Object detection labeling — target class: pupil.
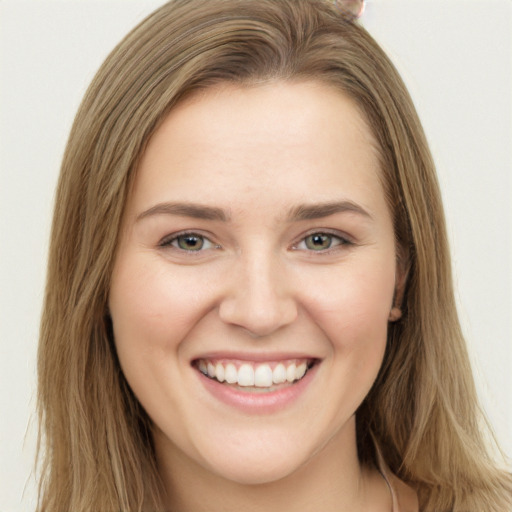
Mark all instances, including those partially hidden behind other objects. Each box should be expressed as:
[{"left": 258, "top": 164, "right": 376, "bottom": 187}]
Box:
[
  {"left": 308, "top": 234, "right": 330, "bottom": 250},
  {"left": 179, "top": 235, "right": 203, "bottom": 250}
]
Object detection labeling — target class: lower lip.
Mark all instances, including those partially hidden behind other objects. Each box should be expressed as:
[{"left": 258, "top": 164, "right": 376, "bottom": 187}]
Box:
[{"left": 197, "top": 364, "right": 318, "bottom": 414}]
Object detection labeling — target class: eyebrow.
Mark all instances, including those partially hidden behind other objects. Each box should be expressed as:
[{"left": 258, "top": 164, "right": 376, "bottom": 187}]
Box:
[
  {"left": 136, "top": 200, "right": 372, "bottom": 223},
  {"left": 287, "top": 200, "right": 372, "bottom": 222},
  {"left": 136, "top": 202, "right": 230, "bottom": 222}
]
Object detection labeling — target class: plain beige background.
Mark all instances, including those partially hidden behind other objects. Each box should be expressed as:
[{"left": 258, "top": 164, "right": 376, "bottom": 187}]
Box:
[{"left": 1, "top": 1, "right": 511, "bottom": 510}]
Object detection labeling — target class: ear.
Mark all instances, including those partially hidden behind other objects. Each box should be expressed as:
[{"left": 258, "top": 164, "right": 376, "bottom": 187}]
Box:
[
  {"left": 388, "top": 306, "right": 402, "bottom": 322},
  {"left": 389, "top": 244, "right": 409, "bottom": 323}
]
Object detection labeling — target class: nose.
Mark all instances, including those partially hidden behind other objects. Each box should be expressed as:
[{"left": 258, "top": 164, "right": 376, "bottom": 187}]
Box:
[{"left": 218, "top": 252, "right": 298, "bottom": 337}]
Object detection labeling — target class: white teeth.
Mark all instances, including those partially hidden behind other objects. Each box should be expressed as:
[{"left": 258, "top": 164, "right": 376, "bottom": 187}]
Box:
[
  {"left": 286, "top": 363, "right": 297, "bottom": 382},
  {"left": 198, "top": 359, "right": 311, "bottom": 388},
  {"left": 254, "top": 364, "right": 273, "bottom": 387},
  {"left": 215, "top": 363, "right": 225, "bottom": 383},
  {"left": 225, "top": 363, "right": 237, "bottom": 384},
  {"left": 272, "top": 363, "right": 287, "bottom": 384},
  {"left": 295, "top": 362, "right": 307, "bottom": 380},
  {"left": 238, "top": 364, "right": 255, "bottom": 386}
]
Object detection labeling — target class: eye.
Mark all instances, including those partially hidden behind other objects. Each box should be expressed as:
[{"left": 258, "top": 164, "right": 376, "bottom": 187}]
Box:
[
  {"left": 160, "top": 232, "right": 217, "bottom": 252},
  {"left": 296, "top": 232, "right": 349, "bottom": 252}
]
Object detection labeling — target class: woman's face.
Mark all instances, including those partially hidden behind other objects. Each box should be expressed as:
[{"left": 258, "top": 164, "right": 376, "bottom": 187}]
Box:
[{"left": 109, "top": 81, "right": 400, "bottom": 485}]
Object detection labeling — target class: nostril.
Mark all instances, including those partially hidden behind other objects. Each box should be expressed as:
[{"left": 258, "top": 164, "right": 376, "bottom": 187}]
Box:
[
  {"left": 218, "top": 301, "right": 298, "bottom": 337},
  {"left": 218, "top": 291, "right": 297, "bottom": 337}
]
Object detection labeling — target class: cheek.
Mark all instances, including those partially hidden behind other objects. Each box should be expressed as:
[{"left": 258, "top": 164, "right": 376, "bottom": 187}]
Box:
[
  {"left": 297, "top": 255, "right": 395, "bottom": 403},
  {"left": 300, "top": 258, "right": 395, "bottom": 345},
  {"left": 290, "top": 258, "right": 395, "bottom": 436},
  {"left": 108, "top": 255, "right": 217, "bottom": 422},
  {"left": 109, "top": 256, "right": 212, "bottom": 350}
]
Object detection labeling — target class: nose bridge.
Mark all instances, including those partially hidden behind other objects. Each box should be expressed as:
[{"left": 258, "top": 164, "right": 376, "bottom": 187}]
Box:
[{"left": 218, "top": 245, "right": 297, "bottom": 336}]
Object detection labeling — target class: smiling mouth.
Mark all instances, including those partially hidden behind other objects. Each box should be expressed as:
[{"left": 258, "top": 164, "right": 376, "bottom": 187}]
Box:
[{"left": 194, "top": 358, "right": 317, "bottom": 391}]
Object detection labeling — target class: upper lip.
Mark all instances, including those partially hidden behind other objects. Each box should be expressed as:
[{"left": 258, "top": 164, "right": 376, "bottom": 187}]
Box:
[{"left": 191, "top": 351, "right": 320, "bottom": 363}]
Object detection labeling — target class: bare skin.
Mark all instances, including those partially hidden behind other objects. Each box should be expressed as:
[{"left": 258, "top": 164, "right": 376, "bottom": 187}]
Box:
[
  {"left": 156, "top": 418, "right": 392, "bottom": 512},
  {"left": 109, "top": 81, "right": 402, "bottom": 511}
]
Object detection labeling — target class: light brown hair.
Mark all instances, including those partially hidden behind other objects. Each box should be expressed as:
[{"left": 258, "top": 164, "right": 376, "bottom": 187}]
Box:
[{"left": 37, "top": 1, "right": 512, "bottom": 510}]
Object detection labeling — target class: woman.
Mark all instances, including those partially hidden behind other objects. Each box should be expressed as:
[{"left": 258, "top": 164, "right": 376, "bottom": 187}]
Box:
[{"left": 37, "top": 0, "right": 512, "bottom": 511}]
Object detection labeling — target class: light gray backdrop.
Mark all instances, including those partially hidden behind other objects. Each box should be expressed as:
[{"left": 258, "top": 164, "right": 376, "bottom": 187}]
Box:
[{"left": 1, "top": 1, "right": 511, "bottom": 510}]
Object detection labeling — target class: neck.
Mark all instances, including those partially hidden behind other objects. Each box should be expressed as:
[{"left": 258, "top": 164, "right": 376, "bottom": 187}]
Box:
[{"left": 155, "top": 418, "right": 391, "bottom": 512}]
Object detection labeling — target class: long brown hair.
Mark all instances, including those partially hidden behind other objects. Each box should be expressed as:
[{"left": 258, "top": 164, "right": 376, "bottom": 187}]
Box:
[{"left": 37, "top": 1, "right": 512, "bottom": 510}]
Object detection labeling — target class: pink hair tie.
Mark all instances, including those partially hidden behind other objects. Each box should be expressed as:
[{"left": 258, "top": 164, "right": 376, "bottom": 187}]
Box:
[{"left": 332, "top": 0, "right": 366, "bottom": 20}]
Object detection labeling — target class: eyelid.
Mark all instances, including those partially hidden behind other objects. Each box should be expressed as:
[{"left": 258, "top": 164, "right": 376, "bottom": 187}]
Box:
[
  {"left": 292, "top": 229, "right": 353, "bottom": 252},
  {"left": 157, "top": 229, "right": 353, "bottom": 254},
  {"left": 158, "top": 230, "right": 219, "bottom": 252}
]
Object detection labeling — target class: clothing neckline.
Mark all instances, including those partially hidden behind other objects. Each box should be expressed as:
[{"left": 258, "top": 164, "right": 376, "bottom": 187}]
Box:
[{"left": 375, "top": 446, "right": 419, "bottom": 512}]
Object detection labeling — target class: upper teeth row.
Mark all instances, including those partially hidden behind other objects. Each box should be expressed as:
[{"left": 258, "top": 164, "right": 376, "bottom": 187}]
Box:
[{"left": 198, "top": 360, "right": 308, "bottom": 388}]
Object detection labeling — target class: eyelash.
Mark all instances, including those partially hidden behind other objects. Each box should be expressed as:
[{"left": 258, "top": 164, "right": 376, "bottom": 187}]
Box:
[
  {"left": 292, "top": 231, "right": 353, "bottom": 253},
  {"left": 159, "top": 230, "right": 352, "bottom": 254},
  {"left": 159, "top": 231, "right": 219, "bottom": 253}
]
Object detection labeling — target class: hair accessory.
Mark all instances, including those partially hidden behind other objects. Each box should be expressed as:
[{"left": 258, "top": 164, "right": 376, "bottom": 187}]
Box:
[{"left": 332, "top": 0, "right": 366, "bottom": 20}]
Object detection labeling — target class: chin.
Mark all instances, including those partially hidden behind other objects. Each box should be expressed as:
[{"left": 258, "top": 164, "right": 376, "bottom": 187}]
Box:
[
  {"left": 186, "top": 421, "right": 345, "bottom": 487},
  {"left": 203, "top": 449, "right": 309, "bottom": 486},
  {"left": 155, "top": 422, "right": 321, "bottom": 487}
]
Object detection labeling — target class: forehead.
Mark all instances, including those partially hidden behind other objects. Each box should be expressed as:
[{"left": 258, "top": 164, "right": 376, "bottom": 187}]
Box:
[
  {"left": 160, "top": 80, "right": 380, "bottom": 159},
  {"left": 130, "top": 80, "right": 386, "bottom": 220}
]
